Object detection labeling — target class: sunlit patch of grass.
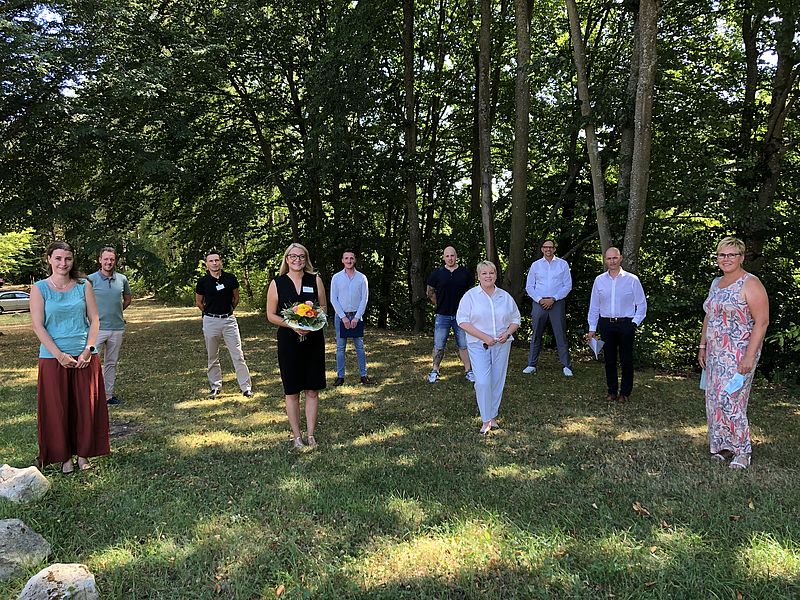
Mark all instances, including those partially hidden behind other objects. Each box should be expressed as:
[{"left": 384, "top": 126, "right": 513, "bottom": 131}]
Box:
[
  {"left": 0, "top": 413, "right": 36, "bottom": 427},
  {"left": 351, "top": 425, "right": 409, "bottom": 447},
  {"left": 678, "top": 424, "right": 708, "bottom": 437},
  {"left": 343, "top": 399, "right": 376, "bottom": 412},
  {"left": 277, "top": 474, "right": 318, "bottom": 499},
  {"left": 0, "top": 367, "right": 38, "bottom": 388},
  {"left": 92, "top": 545, "right": 137, "bottom": 570},
  {"left": 741, "top": 533, "right": 800, "bottom": 579},
  {"left": 485, "top": 463, "right": 563, "bottom": 482},
  {"left": 384, "top": 495, "right": 427, "bottom": 530},
  {"left": 352, "top": 519, "right": 508, "bottom": 588},
  {"left": 616, "top": 429, "right": 661, "bottom": 441},
  {"left": 556, "top": 416, "right": 612, "bottom": 438},
  {"left": 172, "top": 430, "right": 251, "bottom": 452}
]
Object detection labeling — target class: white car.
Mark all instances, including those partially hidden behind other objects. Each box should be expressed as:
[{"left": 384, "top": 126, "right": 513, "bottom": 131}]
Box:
[{"left": 0, "top": 291, "right": 30, "bottom": 313}]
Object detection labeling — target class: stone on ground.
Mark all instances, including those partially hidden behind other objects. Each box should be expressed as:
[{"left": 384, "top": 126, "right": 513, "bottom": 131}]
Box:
[
  {"left": 0, "top": 519, "right": 52, "bottom": 581},
  {"left": 0, "top": 465, "right": 50, "bottom": 503},
  {"left": 17, "top": 563, "right": 98, "bottom": 600}
]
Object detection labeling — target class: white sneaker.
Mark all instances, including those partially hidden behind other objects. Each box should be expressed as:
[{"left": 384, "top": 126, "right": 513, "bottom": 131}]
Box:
[
  {"left": 465, "top": 370, "right": 476, "bottom": 383},
  {"left": 427, "top": 370, "right": 439, "bottom": 383},
  {"left": 563, "top": 367, "right": 574, "bottom": 377},
  {"left": 522, "top": 366, "right": 536, "bottom": 374}
]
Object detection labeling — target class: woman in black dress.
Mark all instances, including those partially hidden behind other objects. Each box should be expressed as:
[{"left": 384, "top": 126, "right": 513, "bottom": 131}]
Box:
[{"left": 266, "top": 243, "right": 328, "bottom": 449}]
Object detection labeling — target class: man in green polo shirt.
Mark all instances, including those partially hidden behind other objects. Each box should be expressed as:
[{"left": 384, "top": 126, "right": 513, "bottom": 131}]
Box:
[{"left": 87, "top": 246, "right": 132, "bottom": 405}]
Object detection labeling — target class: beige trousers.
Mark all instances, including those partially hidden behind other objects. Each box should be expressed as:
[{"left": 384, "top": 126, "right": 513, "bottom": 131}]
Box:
[{"left": 202, "top": 315, "right": 252, "bottom": 392}]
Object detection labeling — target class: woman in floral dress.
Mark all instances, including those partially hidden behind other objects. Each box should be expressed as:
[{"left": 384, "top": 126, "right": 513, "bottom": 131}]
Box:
[{"left": 698, "top": 237, "right": 769, "bottom": 469}]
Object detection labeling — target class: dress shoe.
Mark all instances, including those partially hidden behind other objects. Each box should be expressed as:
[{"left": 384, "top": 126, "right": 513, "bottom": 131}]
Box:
[
  {"left": 606, "top": 393, "right": 618, "bottom": 402},
  {"left": 242, "top": 389, "right": 254, "bottom": 398},
  {"left": 618, "top": 395, "right": 629, "bottom": 403},
  {"left": 360, "top": 376, "right": 372, "bottom": 384},
  {"left": 333, "top": 377, "right": 345, "bottom": 386}
]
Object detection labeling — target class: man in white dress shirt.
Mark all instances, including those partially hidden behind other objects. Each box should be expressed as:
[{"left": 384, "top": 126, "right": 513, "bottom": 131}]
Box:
[
  {"left": 586, "top": 247, "right": 647, "bottom": 402},
  {"left": 523, "top": 239, "right": 573, "bottom": 376},
  {"left": 330, "top": 249, "right": 370, "bottom": 386}
]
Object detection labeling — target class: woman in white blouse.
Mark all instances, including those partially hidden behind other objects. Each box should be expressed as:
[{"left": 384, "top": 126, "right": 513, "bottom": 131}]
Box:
[{"left": 456, "top": 261, "right": 521, "bottom": 435}]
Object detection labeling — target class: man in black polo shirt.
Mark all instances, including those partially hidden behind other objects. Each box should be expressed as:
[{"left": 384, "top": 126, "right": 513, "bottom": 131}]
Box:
[
  {"left": 194, "top": 251, "right": 253, "bottom": 398},
  {"left": 426, "top": 246, "right": 475, "bottom": 383}
]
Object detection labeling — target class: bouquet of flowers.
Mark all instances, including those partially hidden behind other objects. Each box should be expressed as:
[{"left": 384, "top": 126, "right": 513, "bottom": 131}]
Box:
[{"left": 281, "top": 301, "right": 327, "bottom": 339}]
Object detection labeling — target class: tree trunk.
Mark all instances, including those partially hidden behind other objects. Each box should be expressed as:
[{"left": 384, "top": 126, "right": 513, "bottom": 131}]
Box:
[
  {"left": 471, "top": 50, "right": 482, "bottom": 220},
  {"left": 615, "top": 6, "right": 640, "bottom": 213},
  {"left": 622, "top": 0, "right": 659, "bottom": 274},
  {"left": 565, "top": 0, "right": 612, "bottom": 252},
  {"left": 378, "top": 200, "right": 400, "bottom": 328},
  {"left": 741, "top": 6, "right": 798, "bottom": 273},
  {"left": 503, "top": 0, "right": 531, "bottom": 300},
  {"left": 478, "top": 0, "right": 498, "bottom": 266},
  {"left": 421, "top": 0, "right": 447, "bottom": 245},
  {"left": 403, "top": 0, "right": 426, "bottom": 332}
]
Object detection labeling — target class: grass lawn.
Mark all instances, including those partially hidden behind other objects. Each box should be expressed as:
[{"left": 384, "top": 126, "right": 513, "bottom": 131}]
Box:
[{"left": 1, "top": 300, "right": 798, "bottom": 599}]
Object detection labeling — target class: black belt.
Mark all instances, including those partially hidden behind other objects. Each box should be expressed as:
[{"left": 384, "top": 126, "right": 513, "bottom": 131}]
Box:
[
  {"left": 600, "top": 316, "right": 631, "bottom": 323},
  {"left": 204, "top": 313, "right": 231, "bottom": 318}
]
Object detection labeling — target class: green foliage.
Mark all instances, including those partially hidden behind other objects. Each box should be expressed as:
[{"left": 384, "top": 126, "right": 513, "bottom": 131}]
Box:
[
  {"left": 0, "top": 1, "right": 798, "bottom": 377},
  {"left": 0, "top": 229, "right": 38, "bottom": 282}
]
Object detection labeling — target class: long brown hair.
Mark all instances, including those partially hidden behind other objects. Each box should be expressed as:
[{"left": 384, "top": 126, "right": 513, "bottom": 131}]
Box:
[{"left": 45, "top": 241, "right": 83, "bottom": 281}]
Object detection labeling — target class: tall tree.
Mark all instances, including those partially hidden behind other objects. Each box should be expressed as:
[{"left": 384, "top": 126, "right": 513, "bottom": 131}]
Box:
[
  {"left": 622, "top": 0, "right": 660, "bottom": 273},
  {"left": 565, "top": 0, "right": 612, "bottom": 252},
  {"left": 478, "top": 0, "right": 498, "bottom": 265},
  {"left": 403, "top": 0, "right": 427, "bottom": 331},
  {"left": 503, "top": 0, "right": 532, "bottom": 299},
  {"left": 738, "top": 1, "right": 798, "bottom": 273}
]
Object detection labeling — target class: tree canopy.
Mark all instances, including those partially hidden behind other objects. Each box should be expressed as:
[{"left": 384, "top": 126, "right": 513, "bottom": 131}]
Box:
[{"left": 2, "top": 0, "right": 798, "bottom": 377}]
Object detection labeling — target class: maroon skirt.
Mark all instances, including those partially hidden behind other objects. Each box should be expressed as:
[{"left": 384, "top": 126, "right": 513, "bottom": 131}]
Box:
[{"left": 37, "top": 355, "right": 110, "bottom": 466}]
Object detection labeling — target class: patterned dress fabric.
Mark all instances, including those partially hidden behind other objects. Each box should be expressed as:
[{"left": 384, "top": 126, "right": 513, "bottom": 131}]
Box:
[{"left": 703, "top": 274, "right": 758, "bottom": 456}]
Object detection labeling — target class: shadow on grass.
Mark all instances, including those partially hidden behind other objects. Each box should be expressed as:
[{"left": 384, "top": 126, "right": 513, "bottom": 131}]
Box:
[{"left": 0, "top": 300, "right": 798, "bottom": 598}]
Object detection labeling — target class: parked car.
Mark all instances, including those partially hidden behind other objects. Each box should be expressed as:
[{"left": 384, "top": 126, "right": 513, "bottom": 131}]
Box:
[{"left": 0, "top": 290, "right": 30, "bottom": 313}]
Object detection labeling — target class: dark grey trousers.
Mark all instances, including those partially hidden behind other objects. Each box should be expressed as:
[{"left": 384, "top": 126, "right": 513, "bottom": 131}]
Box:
[{"left": 526, "top": 299, "right": 572, "bottom": 369}]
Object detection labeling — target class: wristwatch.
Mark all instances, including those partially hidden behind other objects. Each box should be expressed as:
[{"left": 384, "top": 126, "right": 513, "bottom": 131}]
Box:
[{"left": 85, "top": 345, "right": 96, "bottom": 353}]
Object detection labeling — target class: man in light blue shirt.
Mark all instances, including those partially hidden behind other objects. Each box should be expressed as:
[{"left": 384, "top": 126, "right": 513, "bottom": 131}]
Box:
[
  {"left": 523, "top": 239, "right": 574, "bottom": 376},
  {"left": 330, "top": 250, "right": 370, "bottom": 386},
  {"left": 87, "top": 247, "right": 132, "bottom": 405}
]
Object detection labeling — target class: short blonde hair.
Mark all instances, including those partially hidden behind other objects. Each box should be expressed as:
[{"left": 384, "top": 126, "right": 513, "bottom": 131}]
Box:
[
  {"left": 716, "top": 236, "right": 745, "bottom": 256},
  {"left": 476, "top": 260, "right": 496, "bottom": 274},
  {"left": 279, "top": 243, "right": 317, "bottom": 276}
]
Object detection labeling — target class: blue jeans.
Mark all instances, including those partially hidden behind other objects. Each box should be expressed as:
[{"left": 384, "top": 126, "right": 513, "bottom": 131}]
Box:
[
  {"left": 334, "top": 314, "right": 367, "bottom": 378},
  {"left": 433, "top": 314, "right": 467, "bottom": 350}
]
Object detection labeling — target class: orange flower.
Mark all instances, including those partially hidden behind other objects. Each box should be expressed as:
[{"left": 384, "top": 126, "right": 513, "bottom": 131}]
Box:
[{"left": 306, "top": 309, "right": 317, "bottom": 317}]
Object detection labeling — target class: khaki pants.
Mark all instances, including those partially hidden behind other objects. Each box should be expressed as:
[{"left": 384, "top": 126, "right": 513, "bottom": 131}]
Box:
[
  {"left": 202, "top": 315, "right": 251, "bottom": 392},
  {"left": 96, "top": 329, "right": 124, "bottom": 398}
]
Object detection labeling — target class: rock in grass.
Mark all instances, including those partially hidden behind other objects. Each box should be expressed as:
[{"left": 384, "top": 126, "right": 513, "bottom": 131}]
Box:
[
  {"left": 0, "top": 519, "right": 51, "bottom": 581},
  {"left": 17, "top": 563, "right": 98, "bottom": 599},
  {"left": 0, "top": 465, "right": 50, "bottom": 503}
]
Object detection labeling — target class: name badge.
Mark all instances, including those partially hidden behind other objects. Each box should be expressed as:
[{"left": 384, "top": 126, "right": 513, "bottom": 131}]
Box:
[
  {"left": 302, "top": 286, "right": 314, "bottom": 293},
  {"left": 216, "top": 283, "right": 225, "bottom": 291}
]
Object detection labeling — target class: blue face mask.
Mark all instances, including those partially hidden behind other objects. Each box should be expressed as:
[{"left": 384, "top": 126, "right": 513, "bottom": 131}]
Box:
[{"left": 723, "top": 372, "right": 747, "bottom": 395}]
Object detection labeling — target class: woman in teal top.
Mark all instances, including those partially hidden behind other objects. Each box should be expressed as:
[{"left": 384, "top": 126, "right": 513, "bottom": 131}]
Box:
[{"left": 30, "top": 241, "right": 110, "bottom": 474}]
